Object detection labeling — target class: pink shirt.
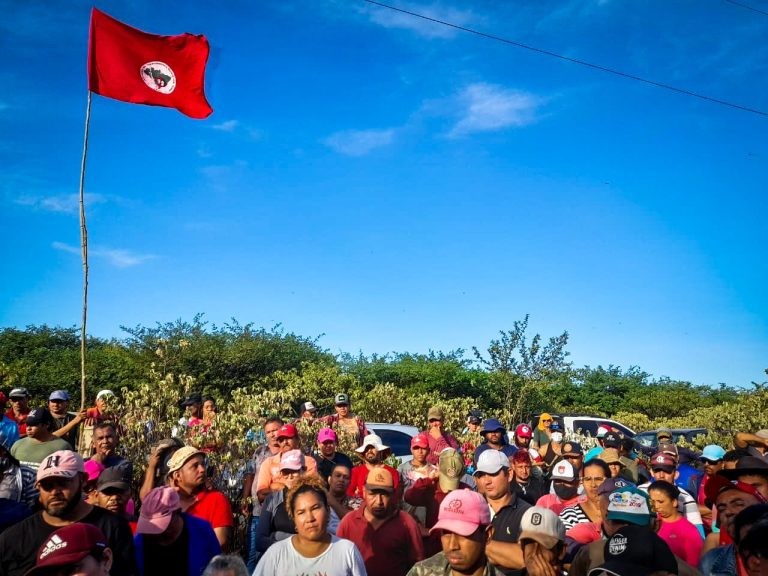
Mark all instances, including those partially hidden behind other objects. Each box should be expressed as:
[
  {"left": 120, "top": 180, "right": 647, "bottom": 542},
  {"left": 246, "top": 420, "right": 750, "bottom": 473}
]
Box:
[
  {"left": 535, "top": 493, "right": 579, "bottom": 515},
  {"left": 657, "top": 516, "right": 704, "bottom": 567}
]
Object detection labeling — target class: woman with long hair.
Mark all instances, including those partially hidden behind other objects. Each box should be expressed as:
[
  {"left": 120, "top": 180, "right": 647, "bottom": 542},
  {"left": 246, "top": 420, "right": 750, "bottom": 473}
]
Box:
[
  {"left": 648, "top": 480, "right": 703, "bottom": 567},
  {"left": 254, "top": 476, "right": 366, "bottom": 575}
]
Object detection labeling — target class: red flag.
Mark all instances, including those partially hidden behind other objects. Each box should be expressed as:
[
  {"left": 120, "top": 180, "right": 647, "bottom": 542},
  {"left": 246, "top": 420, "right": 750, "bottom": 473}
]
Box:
[{"left": 88, "top": 8, "right": 213, "bottom": 119}]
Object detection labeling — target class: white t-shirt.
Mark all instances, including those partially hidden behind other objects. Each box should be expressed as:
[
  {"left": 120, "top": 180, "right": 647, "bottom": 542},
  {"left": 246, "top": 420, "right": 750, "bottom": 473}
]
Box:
[{"left": 253, "top": 534, "right": 367, "bottom": 576}]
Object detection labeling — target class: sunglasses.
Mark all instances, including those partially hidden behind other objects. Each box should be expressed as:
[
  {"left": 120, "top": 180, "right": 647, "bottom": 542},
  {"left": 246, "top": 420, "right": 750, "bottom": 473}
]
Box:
[{"left": 542, "top": 419, "right": 552, "bottom": 423}]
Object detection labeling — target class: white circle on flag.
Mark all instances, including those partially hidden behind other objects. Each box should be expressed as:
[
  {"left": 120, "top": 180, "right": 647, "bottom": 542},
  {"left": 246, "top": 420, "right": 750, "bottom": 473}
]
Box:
[{"left": 140, "top": 61, "right": 176, "bottom": 94}]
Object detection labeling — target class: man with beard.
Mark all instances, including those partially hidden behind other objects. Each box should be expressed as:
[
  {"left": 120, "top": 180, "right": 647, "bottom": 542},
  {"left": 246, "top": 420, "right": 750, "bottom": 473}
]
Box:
[
  {"left": 0, "top": 449, "right": 136, "bottom": 576},
  {"left": 166, "top": 446, "right": 234, "bottom": 551},
  {"left": 474, "top": 449, "right": 531, "bottom": 576},
  {"left": 475, "top": 419, "right": 517, "bottom": 463},
  {"left": 338, "top": 468, "right": 424, "bottom": 576},
  {"left": 134, "top": 486, "right": 221, "bottom": 576},
  {"left": 407, "top": 489, "right": 502, "bottom": 576},
  {"left": 347, "top": 433, "right": 400, "bottom": 499},
  {"left": 510, "top": 450, "right": 546, "bottom": 505}
]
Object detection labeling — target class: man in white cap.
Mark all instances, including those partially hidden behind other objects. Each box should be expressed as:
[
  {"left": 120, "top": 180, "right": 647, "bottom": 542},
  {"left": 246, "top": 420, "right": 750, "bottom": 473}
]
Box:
[
  {"left": 134, "top": 486, "right": 221, "bottom": 575},
  {"left": 0, "top": 449, "right": 136, "bottom": 576},
  {"left": 6, "top": 387, "right": 31, "bottom": 438},
  {"left": 407, "top": 488, "right": 501, "bottom": 575},
  {"left": 295, "top": 401, "right": 317, "bottom": 425},
  {"left": 166, "top": 445, "right": 234, "bottom": 550},
  {"left": 347, "top": 433, "right": 400, "bottom": 499},
  {"left": 474, "top": 449, "right": 531, "bottom": 576}
]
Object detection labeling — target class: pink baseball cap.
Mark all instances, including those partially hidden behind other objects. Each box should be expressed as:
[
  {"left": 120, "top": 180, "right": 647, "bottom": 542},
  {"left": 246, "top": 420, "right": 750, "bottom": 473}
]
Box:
[
  {"left": 430, "top": 489, "right": 491, "bottom": 536},
  {"left": 136, "top": 486, "right": 180, "bottom": 535},
  {"left": 26, "top": 523, "right": 108, "bottom": 575},
  {"left": 37, "top": 450, "right": 85, "bottom": 483},
  {"left": 280, "top": 449, "right": 305, "bottom": 471},
  {"left": 317, "top": 427, "right": 337, "bottom": 444},
  {"left": 84, "top": 460, "right": 106, "bottom": 482}
]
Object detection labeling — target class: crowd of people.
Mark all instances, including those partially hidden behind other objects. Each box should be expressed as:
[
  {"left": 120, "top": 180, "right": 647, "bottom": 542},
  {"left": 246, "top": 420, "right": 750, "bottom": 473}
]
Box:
[{"left": 1, "top": 387, "right": 768, "bottom": 576}]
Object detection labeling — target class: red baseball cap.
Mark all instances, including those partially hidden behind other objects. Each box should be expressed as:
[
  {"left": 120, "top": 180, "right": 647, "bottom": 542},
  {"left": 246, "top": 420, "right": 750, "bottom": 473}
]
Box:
[
  {"left": 26, "top": 523, "right": 108, "bottom": 576},
  {"left": 516, "top": 424, "right": 532, "bottom": 439},
  {"left": 411, "top": 434, "right": 429, "bottom": 449},
  {"left": 705, "top": 475, "right": 768, "bottom": 507},
  {"left": 276, "top": 424, "right": 298, "bottom": 439}
]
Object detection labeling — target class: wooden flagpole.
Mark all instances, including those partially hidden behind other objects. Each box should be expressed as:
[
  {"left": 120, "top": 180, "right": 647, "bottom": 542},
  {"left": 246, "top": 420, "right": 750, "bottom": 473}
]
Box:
[{"left": 78, "top": 91, "right": 92, "bottom": 412}]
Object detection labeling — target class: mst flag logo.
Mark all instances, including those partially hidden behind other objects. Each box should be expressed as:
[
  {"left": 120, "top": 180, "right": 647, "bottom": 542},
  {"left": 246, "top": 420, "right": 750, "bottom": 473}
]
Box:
[{"left": 141, "top": 61, "right": 176, "bottom": 93}]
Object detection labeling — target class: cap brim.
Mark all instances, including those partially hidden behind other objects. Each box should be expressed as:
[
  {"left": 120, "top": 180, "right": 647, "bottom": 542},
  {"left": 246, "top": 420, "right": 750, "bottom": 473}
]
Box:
[
  {"left": 439, "top": 476, "right": 460, "bottom": 492},
  {"left": 356, "top": 443, "right": 388, "bottom": 453},
  {"left": 430, "top": 518, "right": 482, "bottom": 536},
  {"left": 98, "top": 481, "right": 130, "bottom": 492},
  {"left": 23, "top": 550, "right": 93, "bottom": 576},
  {"left": 473, "top": 465, "right": 504, "bottom": 477},
  {"left": 605, "top": 511, "right": 651, "bottom": 526},
  {"left": 589, "top": 560, "right": 649, "bottom": 576},
  {"left": 519, "top": 532, "right": 560, "bottom": 550},
  {"left": 364, "top": 484, "right": 394, "bottom": 494},
  {"left": 136, "top": 513, "right": 173, "bottom": 535},
  {"left": 36, "top": 470, "right": 80, "bottom": 483},
  {"left": 719, "top": 467, "right": 768, "bottom": 479}
]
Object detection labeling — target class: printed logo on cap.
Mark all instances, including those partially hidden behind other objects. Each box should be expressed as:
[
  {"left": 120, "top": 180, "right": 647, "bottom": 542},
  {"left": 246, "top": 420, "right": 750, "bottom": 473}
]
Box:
[
  {"left": 655, "top": 455, "right": 666, "bottom": 463},
  {"left": 556, "top": 464, "right": 566, "bottom": 474},
  {"left": 39, "top": 534, "right": 67, "bottom": 560},
  {"left": 447, "top": 498, "right": 463, "bottom": 512},
  {"left": 609, "top": 535, "right": 628, "bottom": 556},
  {"left": 531, "top": 512, "right": 543, "bottom": 525}
]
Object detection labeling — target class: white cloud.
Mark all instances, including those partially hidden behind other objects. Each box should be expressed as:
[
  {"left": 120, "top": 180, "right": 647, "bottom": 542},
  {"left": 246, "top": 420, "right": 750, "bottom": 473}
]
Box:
[
  {"left": 15, "top": 193, "right": 107, "bottom": 214},
  {"left": 323, "top": 128, "right": 395, "bottom": 157},
  {"left": 52, "top": 241, "right": 155, "bottom": 268},
  {"left": 449, "top": 83, "right": 543, "bottom": 137},
  {"left": 365, "top": 3, "right": 474, "bottom": 39},
  {"left": 211, "top": 120, "right": 239, "bottom": 132}
]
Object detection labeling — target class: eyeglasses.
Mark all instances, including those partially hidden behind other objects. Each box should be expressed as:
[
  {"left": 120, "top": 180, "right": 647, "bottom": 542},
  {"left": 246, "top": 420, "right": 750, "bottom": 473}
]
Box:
[
  {"left": 583, "top": 476, "right": 606, "bottom": 484},
  {"left": 542, "top": 419, "right": 552, "bottom": 423}
]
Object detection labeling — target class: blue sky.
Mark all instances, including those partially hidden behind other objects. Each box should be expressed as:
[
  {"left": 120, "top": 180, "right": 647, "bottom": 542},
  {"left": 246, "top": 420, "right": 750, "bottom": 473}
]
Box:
[{"left": 2, "top": 1, "right": 766, "bottom": 387}]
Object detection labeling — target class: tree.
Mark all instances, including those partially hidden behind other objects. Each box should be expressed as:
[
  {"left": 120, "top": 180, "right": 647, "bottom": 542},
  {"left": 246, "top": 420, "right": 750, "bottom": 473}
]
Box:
[
  {"left": 339, "top": 350, "right": 491, "bottom": 404},
  {"left": 119, "top": 315, "right": 335, "bottom": 395},
  {"left": 473, "top": 315, "right": 571, "bottom": 423}
]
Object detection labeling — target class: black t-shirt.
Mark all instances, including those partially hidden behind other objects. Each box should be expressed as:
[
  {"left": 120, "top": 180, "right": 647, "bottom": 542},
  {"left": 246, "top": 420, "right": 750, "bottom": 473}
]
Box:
[
  {"left": 144, "top": 517, "right": 190, "bottom": 576},
  {"left": 490, "top": 494, "right": 531, "bottom": 576},
  {"left": 510, "top": 475, "right": 547, "bottom": 506},
  {"left": 316, "top": 451, "right": 354, "bottom": 482},
  {"left": 0, "top": 506, "right": 137, "bottom": 576}
]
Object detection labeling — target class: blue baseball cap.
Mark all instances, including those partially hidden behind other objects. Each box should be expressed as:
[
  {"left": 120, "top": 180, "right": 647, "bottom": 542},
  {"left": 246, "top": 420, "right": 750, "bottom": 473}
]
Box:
[
  {"left": 49, "top": 390, "right": 70, "bottom": 401},
  {"left": 701, "top": 445, "right": 726, "bottom": 462}
]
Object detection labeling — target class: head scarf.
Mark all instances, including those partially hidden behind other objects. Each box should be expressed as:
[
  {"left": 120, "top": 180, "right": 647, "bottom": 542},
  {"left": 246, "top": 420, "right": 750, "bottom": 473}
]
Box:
[{"left": 538, "top": 413, "right": 553, "bottom": 431}]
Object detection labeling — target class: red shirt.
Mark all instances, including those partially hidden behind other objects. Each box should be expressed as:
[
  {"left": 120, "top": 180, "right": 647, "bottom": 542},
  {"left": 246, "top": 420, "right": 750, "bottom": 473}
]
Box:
[
  {"left": 536, "top": 493, "right": 580, "bottom": 515},
  {"left": 5, "top": 408, "right": 29, "bottom": 437},
  {"left": 337, "top": 507, "right": 424, "bottom": 576},
  {"left": 185, "top": 488, "right": 234, "bottom": 529},
  {"left": 347, "top": 464, "right": 400, "bottom": 498}
]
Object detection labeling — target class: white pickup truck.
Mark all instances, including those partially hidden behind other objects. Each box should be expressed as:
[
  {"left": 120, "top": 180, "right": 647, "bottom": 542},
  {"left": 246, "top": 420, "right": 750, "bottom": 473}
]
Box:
[{"left": 538, "top": 413, "right": 635, "bottom": 438}]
